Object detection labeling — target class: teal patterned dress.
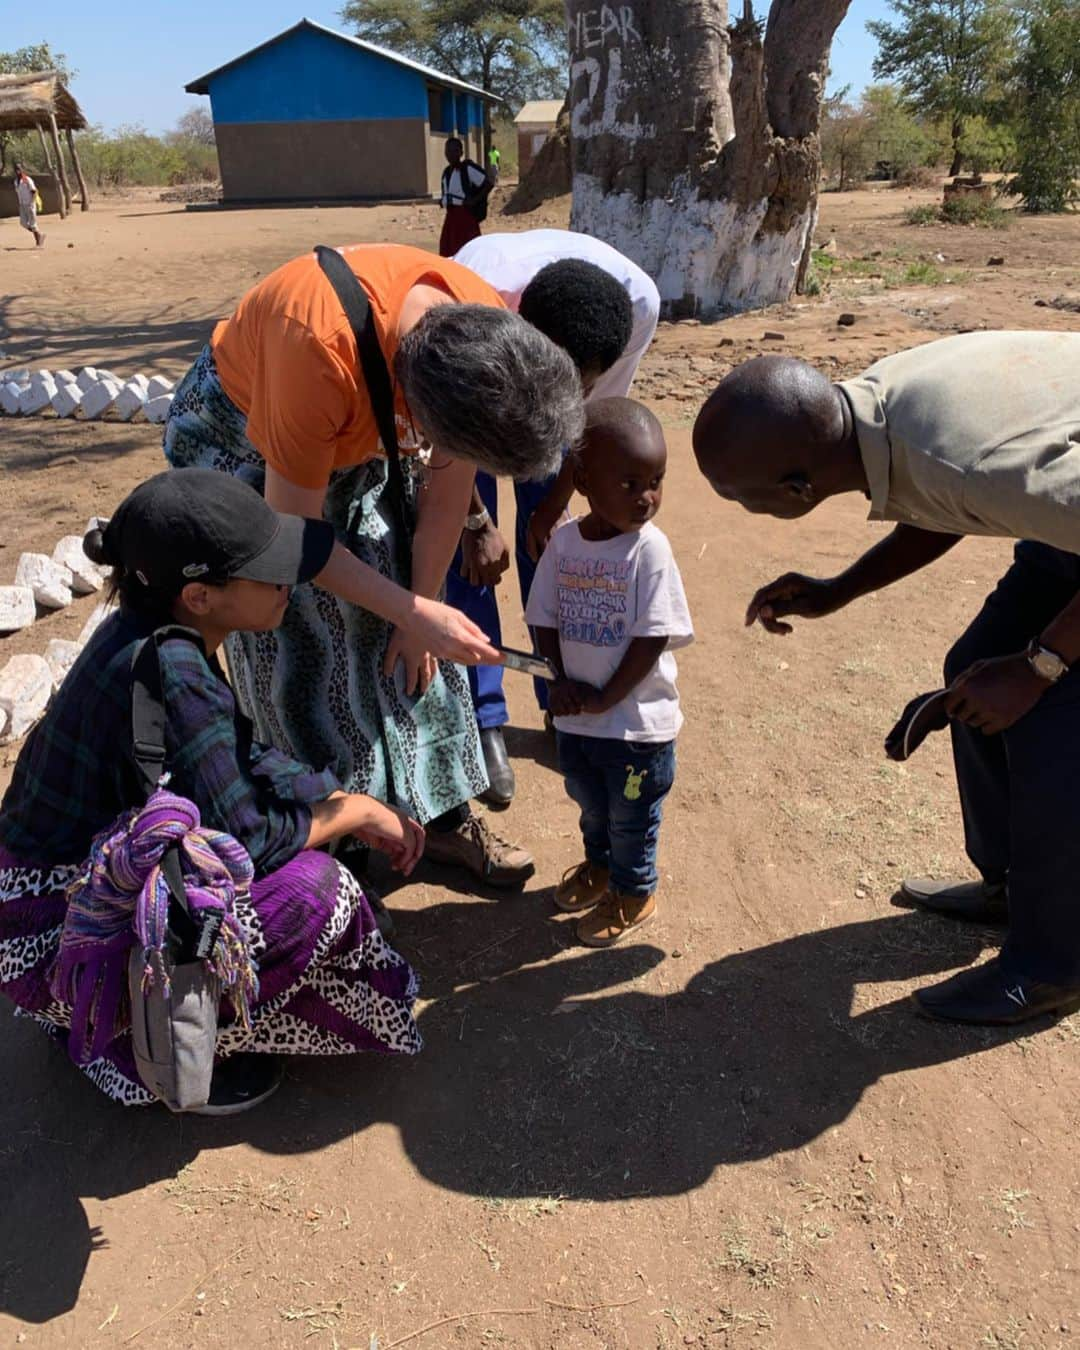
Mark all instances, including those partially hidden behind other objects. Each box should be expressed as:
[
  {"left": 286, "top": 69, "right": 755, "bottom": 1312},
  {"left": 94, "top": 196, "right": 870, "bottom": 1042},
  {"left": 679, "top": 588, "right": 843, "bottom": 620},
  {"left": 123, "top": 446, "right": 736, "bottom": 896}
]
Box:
[{"left": 163, "top": 345, "right": 488, "bottom": 823}]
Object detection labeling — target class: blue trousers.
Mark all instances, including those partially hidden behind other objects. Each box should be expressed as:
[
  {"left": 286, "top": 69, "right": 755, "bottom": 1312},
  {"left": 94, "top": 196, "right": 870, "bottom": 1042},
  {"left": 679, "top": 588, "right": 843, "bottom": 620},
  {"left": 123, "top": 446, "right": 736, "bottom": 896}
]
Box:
[
  {"left": 556, "top": 733, "right": 676, "bottom": 897},
  {"left": 445, "top": 469, "right": 557, "bottom": 728},
  {"left": 944, "top": 541, "right": 1080, "bottom": 986}
]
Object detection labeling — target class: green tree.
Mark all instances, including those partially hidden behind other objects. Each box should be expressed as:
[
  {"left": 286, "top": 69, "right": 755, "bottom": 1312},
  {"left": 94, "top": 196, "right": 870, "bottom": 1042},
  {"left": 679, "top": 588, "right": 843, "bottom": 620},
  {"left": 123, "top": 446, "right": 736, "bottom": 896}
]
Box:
[
  {"left": 339, "top": 0, "right": 565, "bottom": 150},
  {"left": 868, "top": 0, "right": 1016, "bottom": 175},
  {"left": 820, "top": 89, "right": 874, "bottom": 189},
  {"left": 1008, "top": 0, "right": 1080, "bottom": 211}
]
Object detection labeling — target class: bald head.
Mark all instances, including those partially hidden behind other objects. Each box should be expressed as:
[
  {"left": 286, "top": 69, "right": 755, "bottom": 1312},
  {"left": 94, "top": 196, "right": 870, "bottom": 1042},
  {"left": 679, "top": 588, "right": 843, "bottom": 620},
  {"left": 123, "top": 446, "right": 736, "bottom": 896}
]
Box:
[{"left": 693, "top": 355, "right": 856, "bottom": 518}]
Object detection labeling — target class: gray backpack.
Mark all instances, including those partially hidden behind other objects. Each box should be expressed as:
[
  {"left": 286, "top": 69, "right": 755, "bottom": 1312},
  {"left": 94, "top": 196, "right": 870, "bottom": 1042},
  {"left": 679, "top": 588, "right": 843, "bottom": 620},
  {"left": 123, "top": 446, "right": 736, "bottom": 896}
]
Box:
[{"left": 126, "top": 629, "right": 221, "bottom": 1111}]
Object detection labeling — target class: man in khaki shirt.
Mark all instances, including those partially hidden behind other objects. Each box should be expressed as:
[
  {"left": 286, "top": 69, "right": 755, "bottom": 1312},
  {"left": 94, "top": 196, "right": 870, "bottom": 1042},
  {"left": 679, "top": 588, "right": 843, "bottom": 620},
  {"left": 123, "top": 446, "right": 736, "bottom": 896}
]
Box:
[{"left": 693, "top": 331, "right": 1080, "bottom": 1027}]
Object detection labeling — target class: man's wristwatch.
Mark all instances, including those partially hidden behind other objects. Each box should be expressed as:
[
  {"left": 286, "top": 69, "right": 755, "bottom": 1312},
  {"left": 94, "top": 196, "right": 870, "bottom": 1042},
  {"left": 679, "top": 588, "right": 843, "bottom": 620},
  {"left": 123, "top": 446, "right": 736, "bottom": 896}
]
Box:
[
  {"left": 1027, "top": 638, "right": 1069, "bottom": 683},
  {"left": 465, "top": 507, "right": 491, "bottom": 532}
]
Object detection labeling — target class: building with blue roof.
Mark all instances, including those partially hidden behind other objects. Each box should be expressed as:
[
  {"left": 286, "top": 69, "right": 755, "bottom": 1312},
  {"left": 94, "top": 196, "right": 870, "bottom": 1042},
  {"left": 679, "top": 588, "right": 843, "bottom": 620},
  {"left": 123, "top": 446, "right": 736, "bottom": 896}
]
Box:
[{"left": 185, "top": 18, "right": 497, "bottom": 204}]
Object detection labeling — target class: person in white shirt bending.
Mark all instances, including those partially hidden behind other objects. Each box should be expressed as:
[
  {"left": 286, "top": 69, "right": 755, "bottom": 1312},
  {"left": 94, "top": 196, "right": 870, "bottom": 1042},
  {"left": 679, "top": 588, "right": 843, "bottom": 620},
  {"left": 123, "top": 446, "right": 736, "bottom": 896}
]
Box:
[
  {"left": 13, "top": 162, "right": 44, "bottom": 247},
  {"left": 452, "top": 229, "right": 660, "bottom": 806},
  {"left": 527, "top": 398, "right": 693, "bottom": 949}
]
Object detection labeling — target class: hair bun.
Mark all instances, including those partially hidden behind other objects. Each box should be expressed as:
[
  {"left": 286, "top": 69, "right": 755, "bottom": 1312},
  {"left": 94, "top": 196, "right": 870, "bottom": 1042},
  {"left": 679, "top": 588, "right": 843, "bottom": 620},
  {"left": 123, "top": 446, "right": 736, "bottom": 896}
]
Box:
[{"left": 82, "top": 520, "right": 115, "bottom": 567}]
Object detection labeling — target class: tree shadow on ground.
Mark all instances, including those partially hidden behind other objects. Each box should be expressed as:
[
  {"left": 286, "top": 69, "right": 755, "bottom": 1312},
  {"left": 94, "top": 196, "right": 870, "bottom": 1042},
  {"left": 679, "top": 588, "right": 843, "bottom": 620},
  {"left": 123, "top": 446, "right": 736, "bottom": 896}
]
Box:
[
  {"left": 0, "top": 294, "right": 210, "bottom": 376},
  {"left": 0, "top": 905, "right": 1032, "bottom": 1323}
]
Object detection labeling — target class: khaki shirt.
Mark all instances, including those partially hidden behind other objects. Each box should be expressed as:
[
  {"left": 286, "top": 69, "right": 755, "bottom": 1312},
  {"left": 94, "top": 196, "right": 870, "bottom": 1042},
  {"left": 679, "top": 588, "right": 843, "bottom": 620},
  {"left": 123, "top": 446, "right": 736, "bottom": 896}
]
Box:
[{"left": 840, "top": 331, "right": 1080, "bottom": 551}]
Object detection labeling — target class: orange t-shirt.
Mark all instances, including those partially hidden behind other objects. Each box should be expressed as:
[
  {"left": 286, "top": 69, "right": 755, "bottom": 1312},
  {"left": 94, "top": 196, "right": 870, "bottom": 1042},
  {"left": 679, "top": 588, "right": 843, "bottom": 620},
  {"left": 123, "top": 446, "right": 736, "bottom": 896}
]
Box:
[{"left": 210, "top": 243, "right": 505, "bottom": 490}]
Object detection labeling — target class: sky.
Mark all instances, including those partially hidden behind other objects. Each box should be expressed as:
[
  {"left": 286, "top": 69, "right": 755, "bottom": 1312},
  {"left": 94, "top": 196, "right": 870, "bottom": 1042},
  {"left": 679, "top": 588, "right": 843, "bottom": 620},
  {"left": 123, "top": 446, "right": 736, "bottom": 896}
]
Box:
[{"left": 3, "top": 1, "right": 890, "bottom": 136}]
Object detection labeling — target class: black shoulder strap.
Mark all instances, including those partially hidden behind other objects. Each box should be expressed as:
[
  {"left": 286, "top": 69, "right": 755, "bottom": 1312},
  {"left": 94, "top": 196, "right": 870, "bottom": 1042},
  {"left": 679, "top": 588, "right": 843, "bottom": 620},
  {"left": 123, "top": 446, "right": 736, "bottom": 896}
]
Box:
[
  {"left": 130, "top": 627, "right": 202, "bottom": 923},
  {"left": 313, "top": 244, "right": 413, "bottom": 585}
]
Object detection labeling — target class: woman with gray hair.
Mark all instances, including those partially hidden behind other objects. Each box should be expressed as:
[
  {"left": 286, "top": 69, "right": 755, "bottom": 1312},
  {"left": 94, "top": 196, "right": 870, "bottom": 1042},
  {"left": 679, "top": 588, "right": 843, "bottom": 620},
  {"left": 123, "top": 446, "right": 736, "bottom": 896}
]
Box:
[{"left": 165, "top": 244, "right": 582, "bottom": 889}]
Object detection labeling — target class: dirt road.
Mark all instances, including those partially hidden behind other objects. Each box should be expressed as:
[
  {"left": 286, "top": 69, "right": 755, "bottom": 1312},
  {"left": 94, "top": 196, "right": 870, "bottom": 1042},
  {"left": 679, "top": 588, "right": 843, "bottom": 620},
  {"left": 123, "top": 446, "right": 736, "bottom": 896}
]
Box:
[{"left": 1, "top": 185, "right": 1079, "bottom": 1349}]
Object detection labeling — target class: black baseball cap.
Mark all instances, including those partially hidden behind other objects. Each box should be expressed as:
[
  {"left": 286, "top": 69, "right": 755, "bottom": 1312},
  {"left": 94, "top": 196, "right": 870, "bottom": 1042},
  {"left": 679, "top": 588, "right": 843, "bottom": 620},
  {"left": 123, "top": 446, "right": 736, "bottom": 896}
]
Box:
[{"left": 97, "top": 469, "right": 335, "bottom": 591}]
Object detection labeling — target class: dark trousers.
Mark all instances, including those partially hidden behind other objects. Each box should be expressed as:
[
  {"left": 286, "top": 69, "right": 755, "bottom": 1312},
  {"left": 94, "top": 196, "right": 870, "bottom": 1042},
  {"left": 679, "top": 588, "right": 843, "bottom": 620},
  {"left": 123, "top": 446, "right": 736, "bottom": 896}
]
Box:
[
  {"left": 557, "top": 733, "right": 676, "bottom": 897},
  {"left": 944, "top": 541, "right": 1080, "bottom": 985},
  {"left": 444, "top": 468, "right": 560, "bottom": 727}
]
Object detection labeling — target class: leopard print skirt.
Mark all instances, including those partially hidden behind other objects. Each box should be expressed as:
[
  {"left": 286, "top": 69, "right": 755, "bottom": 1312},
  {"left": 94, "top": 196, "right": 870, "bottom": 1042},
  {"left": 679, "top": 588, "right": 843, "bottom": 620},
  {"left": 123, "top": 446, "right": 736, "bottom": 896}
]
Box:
[
  {"left": 0, "top": 847, "right": 420, "bottom": 1105},
  {"left": 164, "top": 346, "right": 488, "bottom": 822}
]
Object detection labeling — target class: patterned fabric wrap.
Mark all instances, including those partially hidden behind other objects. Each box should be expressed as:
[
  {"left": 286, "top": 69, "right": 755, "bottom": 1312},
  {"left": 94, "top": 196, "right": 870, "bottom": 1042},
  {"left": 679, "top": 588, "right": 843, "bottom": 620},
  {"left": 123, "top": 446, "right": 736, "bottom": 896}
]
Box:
[
  {"left": 2, "top": 842, "right": 421, "bottom": 1106},
  {"left": 52, "top": 789, "right": 258, "bottom": 1067},
  {"left": 164, "top": 346, "right": 488, "bottom": 822}
]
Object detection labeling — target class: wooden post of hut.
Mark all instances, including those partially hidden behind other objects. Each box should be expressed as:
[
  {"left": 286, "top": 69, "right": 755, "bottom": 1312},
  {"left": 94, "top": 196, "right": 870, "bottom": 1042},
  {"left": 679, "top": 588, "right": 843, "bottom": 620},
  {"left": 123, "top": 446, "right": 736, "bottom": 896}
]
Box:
[
  {"left": 66, "top": 127, "right": 89, "bottom": 210},
  {"left": 48, "top": 111, "right": 71, "bottom": 214},
  {"left": 36, "top": 122, "right": 54, "bottom": 170}
]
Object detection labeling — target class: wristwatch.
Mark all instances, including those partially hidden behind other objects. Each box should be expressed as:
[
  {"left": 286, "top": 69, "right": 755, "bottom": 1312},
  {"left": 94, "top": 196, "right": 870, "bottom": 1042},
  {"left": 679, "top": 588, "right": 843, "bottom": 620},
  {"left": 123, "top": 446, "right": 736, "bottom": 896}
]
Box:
[
  {"left": 465, "top": 507, "right": 491, "bottom": 532},
  {"left": 1027, "top": 638, "right": 1069, "bottom": 683}
]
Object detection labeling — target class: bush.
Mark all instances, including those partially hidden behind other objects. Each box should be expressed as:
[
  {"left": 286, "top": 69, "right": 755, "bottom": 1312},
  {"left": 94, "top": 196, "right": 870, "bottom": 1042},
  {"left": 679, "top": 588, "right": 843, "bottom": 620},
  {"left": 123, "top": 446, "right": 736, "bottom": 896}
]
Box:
[
  {"left": 940, "top": 193, "right": 1010, "bottom": 226},
  {"left": 73, "top": 122, "right": 219, "bottom": 189},
  {"left": 892, "top": 165, "right": 942, "bottom": 189},
  {"left": 903, "top": 204, "right": 941, "bottom": 224}
]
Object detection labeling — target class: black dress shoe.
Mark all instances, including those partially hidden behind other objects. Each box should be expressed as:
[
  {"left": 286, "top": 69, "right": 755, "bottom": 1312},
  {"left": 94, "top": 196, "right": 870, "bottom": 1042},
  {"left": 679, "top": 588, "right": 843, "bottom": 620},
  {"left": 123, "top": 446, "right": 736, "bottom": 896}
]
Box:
[
  {"left": 901, "top": 876, "right": 1008, "bottom": 924},
  {"left": 478, "top": 726, "right": 515, "bottom": 807},
  {"left": 913, "top": 956, "right": 1080, "bottom": 1025}
]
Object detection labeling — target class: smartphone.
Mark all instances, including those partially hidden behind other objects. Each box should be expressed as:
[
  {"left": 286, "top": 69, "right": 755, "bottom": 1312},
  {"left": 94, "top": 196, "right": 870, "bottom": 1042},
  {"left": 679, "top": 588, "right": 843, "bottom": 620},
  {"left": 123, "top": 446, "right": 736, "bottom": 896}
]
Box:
[{"left": 498, "top": 645, "right": 557, "bottom": 681}]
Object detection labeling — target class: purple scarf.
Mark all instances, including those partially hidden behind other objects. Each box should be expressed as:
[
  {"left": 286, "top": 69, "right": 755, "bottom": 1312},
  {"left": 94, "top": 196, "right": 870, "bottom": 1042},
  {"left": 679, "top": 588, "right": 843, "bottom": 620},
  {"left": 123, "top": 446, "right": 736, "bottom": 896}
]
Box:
[{"left": 53, "top": 788, "right": 258, "bottom": 1065}]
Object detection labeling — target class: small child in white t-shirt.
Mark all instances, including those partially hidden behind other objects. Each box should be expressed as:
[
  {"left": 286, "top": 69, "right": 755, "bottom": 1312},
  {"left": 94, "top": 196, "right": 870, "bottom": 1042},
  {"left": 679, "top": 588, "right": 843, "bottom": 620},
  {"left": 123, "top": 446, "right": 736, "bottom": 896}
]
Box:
[{"left": 526, "top": 397, "right": 693, "bottom": 947}]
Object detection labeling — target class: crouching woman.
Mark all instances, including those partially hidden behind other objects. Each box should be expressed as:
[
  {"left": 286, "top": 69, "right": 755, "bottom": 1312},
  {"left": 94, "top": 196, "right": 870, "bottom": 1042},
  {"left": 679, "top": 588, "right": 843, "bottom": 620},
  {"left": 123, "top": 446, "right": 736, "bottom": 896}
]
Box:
[{"left": 0, "top": 469, "right": 423, "bottom": 1113}]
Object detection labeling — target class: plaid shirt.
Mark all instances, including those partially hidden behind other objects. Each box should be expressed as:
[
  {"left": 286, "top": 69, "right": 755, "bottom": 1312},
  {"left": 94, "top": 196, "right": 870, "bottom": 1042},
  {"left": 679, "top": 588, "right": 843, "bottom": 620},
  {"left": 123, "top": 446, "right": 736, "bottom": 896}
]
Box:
[{"left": 0, "top": 611, "right": 340, "bottom": 875}]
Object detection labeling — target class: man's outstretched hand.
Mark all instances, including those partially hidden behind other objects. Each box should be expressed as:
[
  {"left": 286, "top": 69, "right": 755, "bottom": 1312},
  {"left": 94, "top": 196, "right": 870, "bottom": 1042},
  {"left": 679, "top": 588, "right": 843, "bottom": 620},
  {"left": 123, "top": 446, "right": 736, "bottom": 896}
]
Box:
[{"left": 745, "top": 573, "right": 847, "bottom": 635}]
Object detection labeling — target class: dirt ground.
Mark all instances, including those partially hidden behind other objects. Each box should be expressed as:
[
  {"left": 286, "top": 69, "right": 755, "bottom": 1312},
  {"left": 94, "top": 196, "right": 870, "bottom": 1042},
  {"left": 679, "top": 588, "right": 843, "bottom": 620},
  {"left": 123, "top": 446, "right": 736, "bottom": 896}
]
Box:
[{"left": 2, "top": 183, "right": 1080, "bottom": 1350}]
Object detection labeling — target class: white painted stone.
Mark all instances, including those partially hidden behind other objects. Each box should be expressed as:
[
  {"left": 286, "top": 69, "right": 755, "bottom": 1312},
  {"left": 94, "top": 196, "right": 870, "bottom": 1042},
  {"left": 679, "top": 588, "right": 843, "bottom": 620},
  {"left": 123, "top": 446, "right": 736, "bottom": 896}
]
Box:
[
  {"left": 29, "top": 368, "right": 54, "bottom": 389},
  {"left": 51, "top": 382, "right": 83, "bottom": 418},
  {"left": 80, "top": 378, "right": 121, "bottom": 420},
  {"left": 44, "top": 638, "right": 83, "bottom": 692},
  {"left": 0, "top": 705, "right": 8, "bottom": 743},
  {"left": 5, "top": 369, "right": 30, "bottom": 388},
  {"left": 54, "top": 369, "right": 76, "bottom": 387},
  {"left": 17, "top": 378, "right": 57, "bottom": 415},
  {"left": 143, "top": 392, "right": 174, "bottom": 424},
  {"left": 0, "top": 382, "right": 22, "bottom": 415},
  {"left": 96, "top": 368, "right": 118, "bottom": 384},
  {"left": 15, "top": 552, "right": 74, "bottom": 609},
  {"left": 0, "top": 654, "right": 53, "bottom": 742},
  {"left": 146, "top": 374, "right": 174, "bottom": 399},
  {"left": 0, "top": 586, "right": 36, "bottom": 633},
  {"left": 131, "top": 372, "right": 150, "bottom": 391},
  {"left": 53, "top": 535, "right": 107, "bottom": 594},
  {"left": 113, "top": 381, "right": 147, "bottom": 421},
  {"left": 78, "top": 601, "right": 114, "bottom": 646},
  {"left": 76, "top": 367, "right": 100, "bottom": 391}
]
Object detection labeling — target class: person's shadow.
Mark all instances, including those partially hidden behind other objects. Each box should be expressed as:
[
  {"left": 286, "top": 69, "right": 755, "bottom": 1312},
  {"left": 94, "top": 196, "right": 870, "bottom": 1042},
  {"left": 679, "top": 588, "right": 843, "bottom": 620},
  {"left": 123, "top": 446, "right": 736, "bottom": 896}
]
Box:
[{"left": 0, "top": 903, "right": 1023, "bottom": 1324}]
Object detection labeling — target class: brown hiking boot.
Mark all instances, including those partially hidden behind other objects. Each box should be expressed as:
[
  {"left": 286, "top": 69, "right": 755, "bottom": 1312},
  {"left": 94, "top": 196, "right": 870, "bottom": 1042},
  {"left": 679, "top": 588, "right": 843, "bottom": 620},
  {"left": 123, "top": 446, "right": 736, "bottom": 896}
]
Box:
[
  {"left": 555, "top": 860, "right": 610, "bottom": 912},
  {"left": 576, "top": 891, "right": 656, "bottom": 947},
  {"left": 423, "top": 812, "right": 534, "bottom": 888}
]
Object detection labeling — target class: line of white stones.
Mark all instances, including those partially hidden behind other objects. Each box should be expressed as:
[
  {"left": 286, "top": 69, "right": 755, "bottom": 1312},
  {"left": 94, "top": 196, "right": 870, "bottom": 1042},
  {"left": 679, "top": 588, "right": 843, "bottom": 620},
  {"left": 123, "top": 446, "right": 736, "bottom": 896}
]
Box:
[
  {"left": 0, "top": 366, "right": 175, "bottom": 423},
  {"left": 0, "top": 526, "right": 115, "bottom": 746}
]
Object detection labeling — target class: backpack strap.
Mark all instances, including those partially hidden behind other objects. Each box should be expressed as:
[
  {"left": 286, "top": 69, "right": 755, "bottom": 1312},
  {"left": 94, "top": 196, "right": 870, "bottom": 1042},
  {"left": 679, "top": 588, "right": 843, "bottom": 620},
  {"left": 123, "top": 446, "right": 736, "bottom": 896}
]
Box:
[
  {"left": 314, "top": 244, "right": 414, "bottom": 586},
  {"left": 130, "top": 627, "right": 203, "bottom": 934}
]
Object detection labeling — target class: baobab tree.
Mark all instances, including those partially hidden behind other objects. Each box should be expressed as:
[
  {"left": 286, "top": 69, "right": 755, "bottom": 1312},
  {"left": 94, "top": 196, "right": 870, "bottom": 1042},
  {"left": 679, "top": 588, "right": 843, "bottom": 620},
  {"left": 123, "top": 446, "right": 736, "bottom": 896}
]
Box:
[{"left": 566, "top": 0, "right": 852, "bottom": 315}]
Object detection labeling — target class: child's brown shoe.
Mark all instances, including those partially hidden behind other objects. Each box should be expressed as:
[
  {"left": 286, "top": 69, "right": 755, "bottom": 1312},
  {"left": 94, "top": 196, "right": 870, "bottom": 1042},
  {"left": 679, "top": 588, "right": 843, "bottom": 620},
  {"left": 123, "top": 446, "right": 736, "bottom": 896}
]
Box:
[
  {"left": 576, "top": 891, "right": 656, "bottom": 947},
  {"left": 555, "top": 860, "right": 610, "bottom": 912}
]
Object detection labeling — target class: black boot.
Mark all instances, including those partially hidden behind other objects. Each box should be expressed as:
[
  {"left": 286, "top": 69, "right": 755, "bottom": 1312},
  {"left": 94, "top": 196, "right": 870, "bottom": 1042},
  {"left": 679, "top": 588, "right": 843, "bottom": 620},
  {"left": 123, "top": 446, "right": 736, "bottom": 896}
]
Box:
[
  {"left": 478, "top": 727, "right": 515, "bottom": 807},
  {"left": 900, "top": 876, "right": 1008, "bottom": 924},
  {"left": 913, "top": 956, "right": 1080, "bottom": 1025}
]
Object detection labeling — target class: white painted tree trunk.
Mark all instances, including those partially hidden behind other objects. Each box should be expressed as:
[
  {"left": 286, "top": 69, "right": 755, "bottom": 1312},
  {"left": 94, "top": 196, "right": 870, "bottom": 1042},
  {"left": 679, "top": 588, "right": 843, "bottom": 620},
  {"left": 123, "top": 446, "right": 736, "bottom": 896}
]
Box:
[{"left": 566, "top": 0, "right": 850, "bottom": 317}]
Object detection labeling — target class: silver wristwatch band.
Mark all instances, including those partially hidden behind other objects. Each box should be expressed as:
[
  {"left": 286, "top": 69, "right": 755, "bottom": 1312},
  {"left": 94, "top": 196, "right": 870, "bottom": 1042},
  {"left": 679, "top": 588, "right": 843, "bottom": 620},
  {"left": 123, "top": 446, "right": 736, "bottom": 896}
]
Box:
[{"left": 465, "top": 507, "right": 491, "bottom": 531}]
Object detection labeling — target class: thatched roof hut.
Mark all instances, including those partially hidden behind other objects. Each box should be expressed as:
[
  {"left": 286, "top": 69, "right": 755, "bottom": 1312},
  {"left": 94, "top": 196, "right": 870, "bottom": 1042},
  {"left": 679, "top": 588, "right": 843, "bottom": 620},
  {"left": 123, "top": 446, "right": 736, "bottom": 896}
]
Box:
[
  {"left": 0, "top": 70, "right": 87, "bottom": 132},
  {"left": 0, "top": 70, "right": 89, "bottom": 213}
]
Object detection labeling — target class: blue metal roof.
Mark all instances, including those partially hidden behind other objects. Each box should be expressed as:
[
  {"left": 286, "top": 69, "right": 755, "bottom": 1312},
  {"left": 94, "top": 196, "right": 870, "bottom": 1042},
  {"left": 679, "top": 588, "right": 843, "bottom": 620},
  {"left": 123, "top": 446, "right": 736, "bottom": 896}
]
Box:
[{"left": 185, "top": 17, "right": 499, "bottom": 101}]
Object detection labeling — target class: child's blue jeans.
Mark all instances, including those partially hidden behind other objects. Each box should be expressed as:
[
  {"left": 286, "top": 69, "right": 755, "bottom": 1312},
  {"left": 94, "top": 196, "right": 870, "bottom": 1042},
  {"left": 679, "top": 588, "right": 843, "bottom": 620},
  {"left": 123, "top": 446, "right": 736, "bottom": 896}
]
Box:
[{"left": 556, "top": 733, "right": 676, "bottom": 897}]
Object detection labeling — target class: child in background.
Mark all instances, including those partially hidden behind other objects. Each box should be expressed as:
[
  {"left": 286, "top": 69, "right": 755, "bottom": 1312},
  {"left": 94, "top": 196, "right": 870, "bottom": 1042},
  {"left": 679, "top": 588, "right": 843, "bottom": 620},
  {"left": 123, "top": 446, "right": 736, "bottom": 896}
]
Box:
[{"left": 526, "top": 398, "right": 693, "bottom": 946}]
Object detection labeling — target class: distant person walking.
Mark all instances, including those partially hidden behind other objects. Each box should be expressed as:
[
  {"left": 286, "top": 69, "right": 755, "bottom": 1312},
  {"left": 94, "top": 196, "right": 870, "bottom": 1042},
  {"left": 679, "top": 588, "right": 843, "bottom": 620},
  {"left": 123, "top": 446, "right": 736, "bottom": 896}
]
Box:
[
  {"left": 13, "top": 162, "right": 44, "bottom": 247},
  {"left": 439, "top": 137, "right": 491, "bottom": 257},
  {"left": 487, "top": 144, "right": 501, "bottom": 180}
]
